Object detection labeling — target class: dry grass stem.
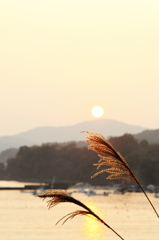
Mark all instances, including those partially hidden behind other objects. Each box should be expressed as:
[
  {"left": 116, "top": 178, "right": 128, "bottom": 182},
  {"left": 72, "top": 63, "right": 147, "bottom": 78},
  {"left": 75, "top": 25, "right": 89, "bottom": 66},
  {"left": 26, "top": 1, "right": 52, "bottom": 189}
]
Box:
[
  {"left": 37, "top": 189, "right": 124, "bottom": 240},
  {"left": 82, "top": 131, "right": 159, "bottom": 218}
]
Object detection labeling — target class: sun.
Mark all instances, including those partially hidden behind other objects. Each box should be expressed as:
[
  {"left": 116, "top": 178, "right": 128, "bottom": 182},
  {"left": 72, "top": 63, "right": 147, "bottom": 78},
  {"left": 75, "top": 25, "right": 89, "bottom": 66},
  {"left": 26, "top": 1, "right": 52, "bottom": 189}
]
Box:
[{"left": 92, "top": 106, "right": 104, "bottom": 118}]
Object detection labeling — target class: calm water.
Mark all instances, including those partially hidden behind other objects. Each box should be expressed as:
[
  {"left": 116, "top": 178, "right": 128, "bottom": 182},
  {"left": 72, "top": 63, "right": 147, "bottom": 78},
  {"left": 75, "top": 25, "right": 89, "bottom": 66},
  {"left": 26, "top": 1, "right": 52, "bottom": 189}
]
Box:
[{"left": 0, "top": 181, "right": 159, "bottom": 240}]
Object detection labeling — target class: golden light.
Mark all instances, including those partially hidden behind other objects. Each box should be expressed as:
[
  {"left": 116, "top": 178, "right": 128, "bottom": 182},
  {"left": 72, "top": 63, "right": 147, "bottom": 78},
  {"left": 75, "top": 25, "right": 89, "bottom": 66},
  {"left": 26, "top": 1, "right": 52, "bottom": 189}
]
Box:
[
  {"left": 92, "top": 106, "right": 104, "bottom": 118},
  {"left": 80, "top": 200, "right": 107, "bottom": 239}
]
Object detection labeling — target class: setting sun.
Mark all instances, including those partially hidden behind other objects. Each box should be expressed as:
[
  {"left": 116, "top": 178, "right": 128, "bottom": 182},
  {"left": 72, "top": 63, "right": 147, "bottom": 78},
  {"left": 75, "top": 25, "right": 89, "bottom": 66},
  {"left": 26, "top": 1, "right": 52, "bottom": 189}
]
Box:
[{"left": 92, "top": 106, "right": 104, "bottom": 118}]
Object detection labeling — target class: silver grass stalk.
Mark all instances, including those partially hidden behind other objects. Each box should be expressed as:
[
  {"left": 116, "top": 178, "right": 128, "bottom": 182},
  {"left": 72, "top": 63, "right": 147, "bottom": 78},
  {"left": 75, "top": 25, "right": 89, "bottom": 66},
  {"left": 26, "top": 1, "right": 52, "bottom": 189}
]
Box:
[
  {"left": 82, "top": 131, "right": 159, "bottom": 218},
  {"left": 37, "top": 189, "right": 124, "bottom": 240}
]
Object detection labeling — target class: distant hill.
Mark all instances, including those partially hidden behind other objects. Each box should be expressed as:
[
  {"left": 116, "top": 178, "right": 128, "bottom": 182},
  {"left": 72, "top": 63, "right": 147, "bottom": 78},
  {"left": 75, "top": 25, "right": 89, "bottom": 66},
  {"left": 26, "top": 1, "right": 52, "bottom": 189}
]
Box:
[
  {"left": 134, "top": 129, "right": 159, "bottom": 144},
  {"left": 0, "top": 119, "right": 146, "bottom": 152},
  {"left": 0, "top": 136, "right": 33, "bottom": 153},
  {"left": 0, "top": 148, "right": 18, "bottom": 164}
]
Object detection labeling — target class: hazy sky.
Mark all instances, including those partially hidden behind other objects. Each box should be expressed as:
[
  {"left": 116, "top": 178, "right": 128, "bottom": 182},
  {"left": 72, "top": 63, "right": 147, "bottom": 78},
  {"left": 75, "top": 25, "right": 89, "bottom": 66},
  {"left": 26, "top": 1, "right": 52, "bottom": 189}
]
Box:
[{"left": 1, "top": 0, "right": 159, "bottom": 136}]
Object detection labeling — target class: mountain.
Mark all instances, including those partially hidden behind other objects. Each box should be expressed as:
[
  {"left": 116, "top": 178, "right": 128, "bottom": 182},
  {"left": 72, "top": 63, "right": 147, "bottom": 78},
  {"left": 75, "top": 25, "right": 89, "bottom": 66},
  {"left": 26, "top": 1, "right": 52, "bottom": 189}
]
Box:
[
  {"left": 0, "top": 119, "right": 146, "bottom": 152},
  {"left": 0, "top": 136, "right": 33, "bottom": 153},
  {"left": 0, "top": 148, "right": 18, "bottom": 164},
  {"left": 134, "top": 129, "right": 159, "bottom": 144}
]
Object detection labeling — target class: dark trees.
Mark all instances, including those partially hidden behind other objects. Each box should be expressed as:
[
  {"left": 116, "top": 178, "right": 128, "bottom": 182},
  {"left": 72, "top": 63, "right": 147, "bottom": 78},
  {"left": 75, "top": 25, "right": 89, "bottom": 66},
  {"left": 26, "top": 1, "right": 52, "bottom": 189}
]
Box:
[{"left": 1, "top": 134, "right": 159, "bottom": 185}]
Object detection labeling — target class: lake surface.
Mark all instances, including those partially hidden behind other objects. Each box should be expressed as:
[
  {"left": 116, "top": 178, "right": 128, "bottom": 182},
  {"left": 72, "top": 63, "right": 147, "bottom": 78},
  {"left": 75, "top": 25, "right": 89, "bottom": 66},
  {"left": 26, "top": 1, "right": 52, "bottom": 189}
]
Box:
[{"left": 0, "top": 181, "right": 159, "bottom": 240}]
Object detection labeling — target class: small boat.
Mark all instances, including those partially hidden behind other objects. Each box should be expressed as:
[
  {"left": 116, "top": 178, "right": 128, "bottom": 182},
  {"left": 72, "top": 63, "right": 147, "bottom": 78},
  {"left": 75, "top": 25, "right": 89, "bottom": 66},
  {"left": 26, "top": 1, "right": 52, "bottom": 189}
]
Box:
[
  {"left": 76, "top": 189, "right": 88, "bottom": 194},
  {"left": 86, "top": 190, "right": 96, "bottom": 196},
  {"left": 86, "top": 189, "right": 110, "bottom": 196},
  {"left": 154, "top": 193, "right": 159, "bottom": 198},
  {"left": 32, "top": 190, "right": 38, "bottom": 195}
]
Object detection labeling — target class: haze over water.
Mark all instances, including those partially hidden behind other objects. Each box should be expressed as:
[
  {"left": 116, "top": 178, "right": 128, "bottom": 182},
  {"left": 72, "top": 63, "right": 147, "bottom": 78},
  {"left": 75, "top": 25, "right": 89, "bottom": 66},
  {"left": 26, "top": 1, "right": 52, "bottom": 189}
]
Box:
[{"left": 0, "top": 181, "right": 159, "bottom": 240}]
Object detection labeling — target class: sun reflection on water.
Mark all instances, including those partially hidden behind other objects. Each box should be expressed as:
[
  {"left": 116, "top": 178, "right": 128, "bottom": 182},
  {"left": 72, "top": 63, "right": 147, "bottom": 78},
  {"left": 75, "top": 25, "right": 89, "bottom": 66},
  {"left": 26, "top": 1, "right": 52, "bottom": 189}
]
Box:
[{"left": 80, "top": 199, "right": 107, "bottom": 240}]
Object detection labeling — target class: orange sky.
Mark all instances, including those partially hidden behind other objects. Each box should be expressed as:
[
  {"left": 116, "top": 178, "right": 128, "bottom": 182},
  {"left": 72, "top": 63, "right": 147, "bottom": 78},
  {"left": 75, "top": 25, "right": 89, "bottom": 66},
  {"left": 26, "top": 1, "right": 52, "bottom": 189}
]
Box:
[{"left": 0, "top": 1, "right": 159, "bottom": 135}]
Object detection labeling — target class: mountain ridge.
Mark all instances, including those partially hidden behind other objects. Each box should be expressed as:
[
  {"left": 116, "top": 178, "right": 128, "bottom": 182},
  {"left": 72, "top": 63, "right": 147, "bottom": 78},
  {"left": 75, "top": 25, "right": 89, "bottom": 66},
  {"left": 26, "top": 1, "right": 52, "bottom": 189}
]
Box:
[
  {"left": 134, "top": 129, "right": 159, "bottom": 144},
  {"left": 0, "top": 119, "right": 146, "bottom": 152}
]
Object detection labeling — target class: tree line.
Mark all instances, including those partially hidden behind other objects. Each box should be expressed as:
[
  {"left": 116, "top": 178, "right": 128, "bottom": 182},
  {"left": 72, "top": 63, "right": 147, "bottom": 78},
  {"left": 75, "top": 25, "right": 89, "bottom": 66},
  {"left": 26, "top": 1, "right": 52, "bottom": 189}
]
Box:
[{"left": 0, "top": 134, "right": 159, "bottom": 186}]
